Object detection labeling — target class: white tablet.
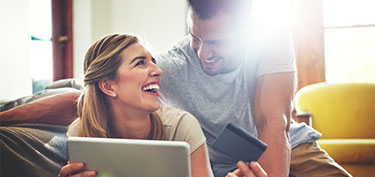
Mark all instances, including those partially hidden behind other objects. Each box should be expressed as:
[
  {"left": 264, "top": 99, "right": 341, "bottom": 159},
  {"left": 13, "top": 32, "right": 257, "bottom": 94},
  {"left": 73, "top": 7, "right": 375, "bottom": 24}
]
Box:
[{"left": 67, "top": 136, "right": 191, "bottom": 177}]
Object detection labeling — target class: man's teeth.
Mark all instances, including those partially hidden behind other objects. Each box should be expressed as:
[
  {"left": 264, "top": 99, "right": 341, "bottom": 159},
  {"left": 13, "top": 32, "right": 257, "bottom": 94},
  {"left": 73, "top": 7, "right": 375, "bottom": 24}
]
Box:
[
  {"left": 143, "top": 84, "right": 160, "bottom": 91},
  {"left": 204, "top": 58, "right": 215, "bottom": 63}
]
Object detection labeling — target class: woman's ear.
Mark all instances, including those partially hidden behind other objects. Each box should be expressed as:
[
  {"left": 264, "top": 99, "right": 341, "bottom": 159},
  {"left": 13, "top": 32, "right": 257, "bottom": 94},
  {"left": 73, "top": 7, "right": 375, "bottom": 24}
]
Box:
[{"left": 98, "top": 79, "right": 117, "bottom": 97}]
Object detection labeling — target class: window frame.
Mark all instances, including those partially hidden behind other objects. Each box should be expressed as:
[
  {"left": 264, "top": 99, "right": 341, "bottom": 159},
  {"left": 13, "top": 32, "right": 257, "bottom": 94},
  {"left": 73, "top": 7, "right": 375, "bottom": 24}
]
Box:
[{"left": 51, "top": 0, "right": 73, "bottom": 81}]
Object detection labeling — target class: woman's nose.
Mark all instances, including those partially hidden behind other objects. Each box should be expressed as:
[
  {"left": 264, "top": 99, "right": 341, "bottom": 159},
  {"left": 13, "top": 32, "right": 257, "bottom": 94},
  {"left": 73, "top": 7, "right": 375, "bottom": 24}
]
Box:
[{"left": 150, "top": 63, "right": 163, "bottom": 77}]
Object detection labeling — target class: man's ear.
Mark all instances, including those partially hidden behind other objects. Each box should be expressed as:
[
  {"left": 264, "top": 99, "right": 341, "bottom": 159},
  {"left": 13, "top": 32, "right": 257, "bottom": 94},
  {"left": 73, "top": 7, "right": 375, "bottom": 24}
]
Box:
[{"left": 98, "top": 79, "right": 117, "bottom": 97}]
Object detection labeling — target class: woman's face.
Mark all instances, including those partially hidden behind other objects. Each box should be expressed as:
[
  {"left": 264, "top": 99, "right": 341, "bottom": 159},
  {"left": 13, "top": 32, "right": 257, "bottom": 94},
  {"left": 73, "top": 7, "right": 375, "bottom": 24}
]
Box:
[{"left": 111, "top": 42, "right": 163, "bottom": 113}]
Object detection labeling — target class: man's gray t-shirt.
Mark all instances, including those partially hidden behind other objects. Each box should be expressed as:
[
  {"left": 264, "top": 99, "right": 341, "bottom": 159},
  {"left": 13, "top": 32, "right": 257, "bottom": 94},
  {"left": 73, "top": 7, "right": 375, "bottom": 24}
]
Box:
[{"left": 157, "top": 23, "right": 321, "bottom": 175}]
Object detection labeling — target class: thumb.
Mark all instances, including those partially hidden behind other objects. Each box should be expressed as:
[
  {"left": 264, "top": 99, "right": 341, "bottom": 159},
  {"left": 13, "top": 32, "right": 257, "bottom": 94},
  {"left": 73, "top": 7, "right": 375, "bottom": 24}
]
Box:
[{"left": 249, "top": 161, "right": 268, "bottom": 177}]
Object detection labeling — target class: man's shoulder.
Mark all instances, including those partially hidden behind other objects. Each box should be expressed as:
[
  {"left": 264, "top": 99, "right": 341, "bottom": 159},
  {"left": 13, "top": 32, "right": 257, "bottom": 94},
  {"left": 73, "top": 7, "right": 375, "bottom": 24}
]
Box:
[
  {"left": 157, "top": 36, "right": 192, "bottom": 60},
  {"left": 156, "top": 36, "right": 197, "bottom": 76}
]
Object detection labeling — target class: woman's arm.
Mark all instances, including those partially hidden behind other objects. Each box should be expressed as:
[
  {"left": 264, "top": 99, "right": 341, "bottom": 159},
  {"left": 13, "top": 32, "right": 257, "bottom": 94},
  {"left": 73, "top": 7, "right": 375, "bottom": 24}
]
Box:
[{"left": 190, "top": 143, "right": 214, "bottom": 177}]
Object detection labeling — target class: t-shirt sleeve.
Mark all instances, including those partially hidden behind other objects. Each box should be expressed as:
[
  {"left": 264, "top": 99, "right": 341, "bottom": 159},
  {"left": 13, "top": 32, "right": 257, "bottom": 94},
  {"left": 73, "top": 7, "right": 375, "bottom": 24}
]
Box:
[
  {"left": 156, "top": 37, "right": 192, "bottom": 106},
  {"left": 255, "top": 26, "right": 297, "bottom": 77},
  {"left": 173, "top": 111, "right": 206, "bottom": 153},
  {"left": 66, "top": 118, "right": 81, "bottom": 137}
]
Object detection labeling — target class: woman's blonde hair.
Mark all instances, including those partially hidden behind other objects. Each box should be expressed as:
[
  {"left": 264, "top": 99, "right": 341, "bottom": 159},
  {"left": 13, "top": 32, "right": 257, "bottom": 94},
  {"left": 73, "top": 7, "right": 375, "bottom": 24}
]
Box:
[{"left": 77, "top": 34, "right": 164, "bottom": 140}]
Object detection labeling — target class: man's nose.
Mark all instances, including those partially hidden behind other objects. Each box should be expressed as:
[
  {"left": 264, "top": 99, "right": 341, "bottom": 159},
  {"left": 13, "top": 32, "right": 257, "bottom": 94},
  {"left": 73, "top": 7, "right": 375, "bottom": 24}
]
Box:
[{"left": 197, "top": 43, "right": 213, "bottom": 60}]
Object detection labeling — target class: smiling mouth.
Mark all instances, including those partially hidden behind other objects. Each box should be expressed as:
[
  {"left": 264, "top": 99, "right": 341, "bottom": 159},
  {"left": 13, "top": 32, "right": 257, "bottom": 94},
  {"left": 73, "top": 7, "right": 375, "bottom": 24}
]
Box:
[
  {"left": 201, "top": 57, "right": 222, "bottom": 69},
  {"left": 142, "top": 84, "right": 160, "bottom": 94},
  {"left": 204, "top": 58, "right": 217, "bottom": 63}
]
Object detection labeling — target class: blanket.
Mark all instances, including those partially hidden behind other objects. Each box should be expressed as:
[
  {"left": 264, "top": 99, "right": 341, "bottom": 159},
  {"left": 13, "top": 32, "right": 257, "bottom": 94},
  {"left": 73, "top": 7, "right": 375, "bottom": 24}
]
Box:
[{"left": 1, "top": 124, "right": 67, "bottom": 177}]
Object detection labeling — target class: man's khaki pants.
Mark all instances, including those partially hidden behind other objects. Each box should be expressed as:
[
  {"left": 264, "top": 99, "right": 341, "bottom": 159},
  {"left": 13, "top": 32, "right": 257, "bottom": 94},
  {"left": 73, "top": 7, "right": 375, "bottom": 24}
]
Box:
[{"left": 290, "top": 142, "right": 352, "bottom": 177}]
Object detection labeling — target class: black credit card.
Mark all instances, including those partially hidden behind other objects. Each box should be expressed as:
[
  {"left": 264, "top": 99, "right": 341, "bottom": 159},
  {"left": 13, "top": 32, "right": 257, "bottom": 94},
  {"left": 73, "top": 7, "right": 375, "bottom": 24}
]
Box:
[{"left": 212, "top": 122, "right": 267, "bottom": 162}]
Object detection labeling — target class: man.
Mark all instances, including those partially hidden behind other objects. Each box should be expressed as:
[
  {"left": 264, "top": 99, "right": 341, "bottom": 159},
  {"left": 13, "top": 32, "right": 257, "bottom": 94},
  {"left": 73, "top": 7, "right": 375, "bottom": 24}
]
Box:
[{"left": 156, "top": 0, "right": 351, "bottom": 177}]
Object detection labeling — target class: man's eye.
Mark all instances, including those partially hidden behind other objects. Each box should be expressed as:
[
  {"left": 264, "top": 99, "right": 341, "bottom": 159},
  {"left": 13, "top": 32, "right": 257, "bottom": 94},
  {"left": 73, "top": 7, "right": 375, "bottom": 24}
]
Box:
[
  {"left": 190, "top": 35, "right": 199, "bottom": 42},
  {"left": 211, "top": 41, "right": 226, "bottom": 46},
  {"left": 192, "top": 37, "right": 200, "bottom": 42},
  {"left": 135, "top": 60, "right": 145, "bottom": 66}
]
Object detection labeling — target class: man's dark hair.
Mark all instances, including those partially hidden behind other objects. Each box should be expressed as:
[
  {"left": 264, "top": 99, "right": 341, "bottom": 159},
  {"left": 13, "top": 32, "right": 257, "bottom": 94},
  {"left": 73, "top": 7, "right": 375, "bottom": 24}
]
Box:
[{"left": 187, "top": 0, "right": 252, "bottom": 19}]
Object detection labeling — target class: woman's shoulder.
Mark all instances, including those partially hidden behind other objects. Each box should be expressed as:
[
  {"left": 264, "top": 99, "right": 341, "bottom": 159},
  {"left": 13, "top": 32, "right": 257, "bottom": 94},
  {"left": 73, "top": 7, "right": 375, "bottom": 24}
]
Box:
[
  {"left": 156, "top": 106, "right": 198, "bottom": 125},
  {"left": 66, "top": 118, "right": 81, "bottom": 137},
  {"left": 157, "top": 106, "right": 206, "bottom": 152}
]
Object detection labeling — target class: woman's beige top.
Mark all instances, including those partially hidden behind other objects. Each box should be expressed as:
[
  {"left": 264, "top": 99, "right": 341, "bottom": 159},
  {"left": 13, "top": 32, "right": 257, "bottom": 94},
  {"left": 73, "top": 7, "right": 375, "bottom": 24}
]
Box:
[{"left": 67, "top": 106, "right": 206, "bottom": 153}]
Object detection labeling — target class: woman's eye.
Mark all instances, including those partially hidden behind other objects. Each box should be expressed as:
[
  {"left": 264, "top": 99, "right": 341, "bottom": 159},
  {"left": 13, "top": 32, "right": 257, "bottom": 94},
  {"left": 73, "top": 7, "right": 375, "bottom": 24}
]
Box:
[
  {"left": 135, "top": 60, "right": 145, "bottom": 66},
  {"left": 151, "top": 58, "right": 156, "bottom": 64}
]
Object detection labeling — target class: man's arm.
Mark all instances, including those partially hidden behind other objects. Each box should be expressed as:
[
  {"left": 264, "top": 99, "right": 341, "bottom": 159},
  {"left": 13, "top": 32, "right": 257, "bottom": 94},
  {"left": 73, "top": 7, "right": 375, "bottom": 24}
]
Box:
[
  {"left": 252, "top": 72, "right": 296, "bottom": 177},
  {"left": 0, "top": 92, "right": 80, "bottom": 126}
]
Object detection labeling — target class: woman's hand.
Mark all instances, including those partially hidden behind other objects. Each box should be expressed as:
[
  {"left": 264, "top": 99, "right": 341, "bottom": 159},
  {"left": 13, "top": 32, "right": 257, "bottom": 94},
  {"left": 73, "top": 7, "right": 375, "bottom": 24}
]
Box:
[
  {"left": 57, "top": 161, "right": 97, "bottom": 177},
  {"left": 225, "top": 161, "right": 268, "bottom": 177}
]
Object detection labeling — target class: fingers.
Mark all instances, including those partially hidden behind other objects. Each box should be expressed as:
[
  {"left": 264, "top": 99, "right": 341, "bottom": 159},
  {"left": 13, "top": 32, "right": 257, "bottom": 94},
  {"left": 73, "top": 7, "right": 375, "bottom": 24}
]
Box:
[
  {"left": 71, "top": 171, "right": 97, "bottom": 177},
  {"left": 226, "top": 167, "right": 242, "bottom": 177},
  {"left": 58, "top": 162, "right": 96, "bottom": 177},
  {"left": 249, "top": 162, "right": 268, "bottom": 177},
  {"left": 58, "top": 162, "right": 84, "bottom": 177},
  {"left": 237, "top": 161, "right": 256, "bottom": 177},
  {"left": 232, "top": 168, "right": 243, "bottom": 176},
  {"left": 226, "top": 172, "right": 238, "bottom": 177},
  {"left": 234, "top": 161, "right": 268, "bottom": 177}
]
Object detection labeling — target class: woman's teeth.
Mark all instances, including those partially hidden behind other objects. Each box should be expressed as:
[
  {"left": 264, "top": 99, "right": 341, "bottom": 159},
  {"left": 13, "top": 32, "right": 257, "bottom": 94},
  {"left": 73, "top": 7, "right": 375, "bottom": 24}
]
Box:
[{"left": 143, "top": 84, "right": 159, "bottom": 92}]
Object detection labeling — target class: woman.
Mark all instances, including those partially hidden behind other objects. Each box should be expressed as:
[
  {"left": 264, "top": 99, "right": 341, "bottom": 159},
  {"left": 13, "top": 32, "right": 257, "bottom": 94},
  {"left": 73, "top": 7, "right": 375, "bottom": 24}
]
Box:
[{"left": 57, "top": 34, "right": 267, "bottom": 177}]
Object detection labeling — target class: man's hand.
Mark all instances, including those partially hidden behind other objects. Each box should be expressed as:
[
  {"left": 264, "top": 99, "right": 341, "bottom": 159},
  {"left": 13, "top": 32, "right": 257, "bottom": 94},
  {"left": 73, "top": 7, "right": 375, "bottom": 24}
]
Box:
[{"left": 226, "top": 161, "right": 268, "bottom": 177}]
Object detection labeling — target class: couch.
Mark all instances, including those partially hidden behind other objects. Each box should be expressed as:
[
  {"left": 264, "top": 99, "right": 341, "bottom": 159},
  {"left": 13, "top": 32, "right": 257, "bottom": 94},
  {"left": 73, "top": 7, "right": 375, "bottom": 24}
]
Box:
[
  {"left": 294, "top": 82, "right": 375, "bottom": 177},
  {"left": 0, "top": 79, "right": 82, "bottom": 177}
]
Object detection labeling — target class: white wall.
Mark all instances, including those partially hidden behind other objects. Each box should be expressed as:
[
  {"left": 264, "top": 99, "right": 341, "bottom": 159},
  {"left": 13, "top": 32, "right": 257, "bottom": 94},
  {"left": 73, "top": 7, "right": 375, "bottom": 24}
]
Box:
[
  {"left": 0, "top": 0, "right": 32, "bottom": 100},
  {"left": 0, "top": 0, "right": 187, "bottom": 100},
  {"left": 73, "top": 0, "right": 187, "bottom": 80},
  {"left": 73, "top": 0, "right": 93, "bottom": 81},
  {"left": 110, "top": 0, "right": 187, "bottom": 53}
]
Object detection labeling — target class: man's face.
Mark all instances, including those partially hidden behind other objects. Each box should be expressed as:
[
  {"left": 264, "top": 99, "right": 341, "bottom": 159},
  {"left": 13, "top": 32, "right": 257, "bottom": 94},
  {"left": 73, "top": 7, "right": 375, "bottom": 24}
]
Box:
[{"left": 188, "top": 11, "right": 242, "bottom": 76}]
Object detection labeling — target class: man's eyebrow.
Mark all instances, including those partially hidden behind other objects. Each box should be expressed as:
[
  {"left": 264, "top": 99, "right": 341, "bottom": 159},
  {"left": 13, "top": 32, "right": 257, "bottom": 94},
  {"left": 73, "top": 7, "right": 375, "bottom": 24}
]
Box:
[{"left": 130, "top": 56, "right": 146, "bottom": 64}]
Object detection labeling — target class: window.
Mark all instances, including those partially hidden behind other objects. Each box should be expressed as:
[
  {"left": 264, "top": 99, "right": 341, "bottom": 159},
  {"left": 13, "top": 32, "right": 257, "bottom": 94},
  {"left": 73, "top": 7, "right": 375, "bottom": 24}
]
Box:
[
  {"left": 252, "top": 0, "right": 294, "bottom": 27},
  {"left": 324, "top": 0, "right": 375, "bottom": 83},
  {"left": 29, "top": 0, "right": 53, "bottom": 93},
  {"left": 29, "top": 0, "right": 73, "bottom": 93}
]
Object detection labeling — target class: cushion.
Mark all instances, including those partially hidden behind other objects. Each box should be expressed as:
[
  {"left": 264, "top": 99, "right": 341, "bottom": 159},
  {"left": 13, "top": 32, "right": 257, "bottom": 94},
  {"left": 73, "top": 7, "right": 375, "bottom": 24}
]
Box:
[
  {"left": 45, "top": 78, "right": 83, "bottom": 90},
  {"left": 0, "top": 88, "right": 79, "bottom": 112},
  {"left": 295, "top": 83, "right": 375, "bottom": 139},
  {"left": 318, "top": 139, "right": 375, "bottom": 163}
]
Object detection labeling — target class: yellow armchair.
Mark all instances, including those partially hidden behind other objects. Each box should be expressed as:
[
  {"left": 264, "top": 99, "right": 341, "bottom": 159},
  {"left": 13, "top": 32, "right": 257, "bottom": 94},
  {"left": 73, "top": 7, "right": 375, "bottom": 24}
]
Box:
[{"left": 294, "top": 82, "right": 375, "bottom": 177}]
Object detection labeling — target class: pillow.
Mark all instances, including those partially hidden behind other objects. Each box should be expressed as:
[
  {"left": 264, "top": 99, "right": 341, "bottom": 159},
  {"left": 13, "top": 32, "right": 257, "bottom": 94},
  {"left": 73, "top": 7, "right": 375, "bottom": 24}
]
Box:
[
  {"left": 45, "top": 78, "right": 83, "bottom": 90},
  {"left": 0, "top": 91, "right": 80, "bottom": 126},
  {"left": 0, "top": 87, "right": 79, "bottom": 112},
  {"left": 0, "top": 78, "right": 83, "bottom": 112}
]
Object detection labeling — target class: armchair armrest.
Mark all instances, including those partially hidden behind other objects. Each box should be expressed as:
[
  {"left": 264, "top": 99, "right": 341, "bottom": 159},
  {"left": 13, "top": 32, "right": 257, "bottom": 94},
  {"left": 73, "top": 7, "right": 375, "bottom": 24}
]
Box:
[{"left": 294, "top": 112, "right": 312, "bottom": 126}]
